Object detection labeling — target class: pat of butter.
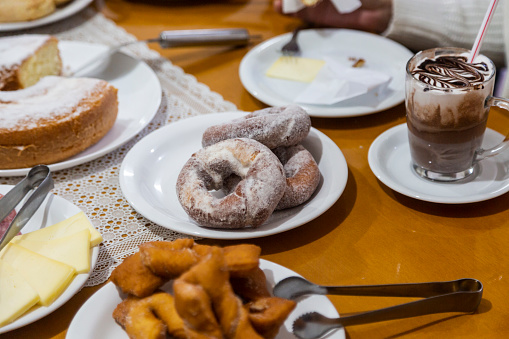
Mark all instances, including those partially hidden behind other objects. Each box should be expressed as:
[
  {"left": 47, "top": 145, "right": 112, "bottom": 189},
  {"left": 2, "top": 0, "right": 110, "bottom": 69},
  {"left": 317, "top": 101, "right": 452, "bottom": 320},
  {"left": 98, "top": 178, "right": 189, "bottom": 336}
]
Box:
[
  {"left": 266, "top": 56, "right": 326, "bottom": 82},
  {"left": 13, "top": 212, "right": 102, "bottom": 247},
  {"left": 0, "top": 259, "right": 39, "bottom": 327},
  {"left": 14, "top": 229, "right": 91, "bottom": 274},
  {"left": 0, "top": 244, "right": 75, "bottom": 306}
]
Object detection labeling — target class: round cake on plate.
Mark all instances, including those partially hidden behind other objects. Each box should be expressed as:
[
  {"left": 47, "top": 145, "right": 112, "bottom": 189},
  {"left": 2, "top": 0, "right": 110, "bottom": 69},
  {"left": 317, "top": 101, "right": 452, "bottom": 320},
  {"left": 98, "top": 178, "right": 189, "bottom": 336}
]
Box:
[{"left": 0, "top": 75, "right": 118, "bottom": 169}]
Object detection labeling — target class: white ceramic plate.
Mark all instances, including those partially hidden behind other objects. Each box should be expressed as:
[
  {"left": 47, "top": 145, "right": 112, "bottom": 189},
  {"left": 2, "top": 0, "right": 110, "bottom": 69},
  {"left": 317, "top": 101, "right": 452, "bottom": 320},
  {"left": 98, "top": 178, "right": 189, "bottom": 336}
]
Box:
[
  {"left": 0, "top": 40, "right": 161, "bottom": 177},
  {"left": 368, "top": 123, "right": 509, "bottom": 203},
  {"left": 0, "top": 185, "right": 99, "bottom": 334},
  {"left": 119, "top": 112, "right": 348, "bottom": 239},
  {"left": 66, "top": 258, "right": 345, "bottom": 339},
  {"left": 0, "top": 0, "right": 93, "bottom": 32},
  {"left": 240, "top": 29, "right": 413, "bottom": 118}
]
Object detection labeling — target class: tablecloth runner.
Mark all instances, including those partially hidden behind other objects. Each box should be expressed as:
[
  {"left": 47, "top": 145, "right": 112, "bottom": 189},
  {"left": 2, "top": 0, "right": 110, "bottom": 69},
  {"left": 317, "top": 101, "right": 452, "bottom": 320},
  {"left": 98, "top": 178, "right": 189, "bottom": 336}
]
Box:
[{"left": 0, "top": 8, "right": 237, "bottom": 287}]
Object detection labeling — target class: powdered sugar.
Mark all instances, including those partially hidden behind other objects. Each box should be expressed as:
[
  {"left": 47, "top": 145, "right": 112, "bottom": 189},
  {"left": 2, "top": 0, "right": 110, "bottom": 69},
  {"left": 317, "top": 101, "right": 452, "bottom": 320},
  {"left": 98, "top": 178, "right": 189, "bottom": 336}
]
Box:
[
  {"left": 176, "top": 138, "right": 286, "bottom": 228},
  {"left": 202, "top": 105, "right": 311, "bottom": 149},
  {"left": 0, "top": 76, "right": 105, "bottom": 130},
  {"left": 0, "top": 34, "right": 51, "bottom": 69}
]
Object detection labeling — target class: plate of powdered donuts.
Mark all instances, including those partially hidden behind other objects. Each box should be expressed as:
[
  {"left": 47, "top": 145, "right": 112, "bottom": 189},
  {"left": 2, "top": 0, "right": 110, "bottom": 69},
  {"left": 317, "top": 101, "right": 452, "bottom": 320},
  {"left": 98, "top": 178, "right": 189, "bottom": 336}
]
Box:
[{"left": 119, "top": 106, "right": 348, "bottom": 239}]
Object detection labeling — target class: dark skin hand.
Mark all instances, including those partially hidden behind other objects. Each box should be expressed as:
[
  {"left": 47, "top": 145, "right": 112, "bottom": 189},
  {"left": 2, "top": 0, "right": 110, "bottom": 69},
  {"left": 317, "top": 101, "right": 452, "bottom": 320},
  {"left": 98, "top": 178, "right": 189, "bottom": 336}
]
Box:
[{"left": 273, "top": 0, "right": 393, "bottom": 34}]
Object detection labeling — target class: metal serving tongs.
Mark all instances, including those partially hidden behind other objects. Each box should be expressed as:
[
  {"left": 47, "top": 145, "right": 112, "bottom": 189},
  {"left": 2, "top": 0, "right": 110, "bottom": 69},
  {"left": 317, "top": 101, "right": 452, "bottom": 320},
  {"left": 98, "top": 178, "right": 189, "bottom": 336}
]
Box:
[
  {"left": 273, "top": 276, "right": 483, "bottom": 339},
  {"left": 69, "top": 28, "right": 261, "bottom": 77},
  {"left": 0, "top": 165, "right": 54, "bottom": 251}
]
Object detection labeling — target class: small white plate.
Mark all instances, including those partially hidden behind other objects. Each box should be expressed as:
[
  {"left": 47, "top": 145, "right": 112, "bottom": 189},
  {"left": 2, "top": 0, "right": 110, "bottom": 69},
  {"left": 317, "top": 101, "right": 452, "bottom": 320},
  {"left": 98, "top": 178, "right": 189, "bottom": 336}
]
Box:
[
  {"left": 0, "top": 0, "right": 93, "bottom": 32},
  {"left": 0, "top": 40, "right": 161, "bottom": 177},
  {"left": 368, "top": 124, "right": 509, "bottom": 204},
  {"left": 0, "top": 185, "right": 99, "bottom": 334},
  {"left": 66, "top": 258, "right": 345, "bottom": 339},
  {"left": 119, "top": 112, "right": 348, "bottom": 239},
  {"left": 239, "top": 29, "right": 413, "bottom": 118}
]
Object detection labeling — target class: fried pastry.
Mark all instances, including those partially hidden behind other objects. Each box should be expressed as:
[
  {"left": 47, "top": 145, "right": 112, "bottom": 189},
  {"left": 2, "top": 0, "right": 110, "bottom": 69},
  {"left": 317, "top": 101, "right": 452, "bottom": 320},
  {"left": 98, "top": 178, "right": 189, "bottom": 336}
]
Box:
[
  {"left": 175, "top": 247, "right": 263, "bottom": 338},
  {"left": 111, "top": 239, "right": 295, "bottom": 338},
  {"left": 110, "top": 252, "right": 166, "bottom": 297},
  {"left": 113, "top": 292, "right": 186, "bottom": 339},
  {"left": 230, "top": 267, "right": 271, "bottom": 302},
  {"left": 246, "top": 297, "right": 296, "bottom": 339}
]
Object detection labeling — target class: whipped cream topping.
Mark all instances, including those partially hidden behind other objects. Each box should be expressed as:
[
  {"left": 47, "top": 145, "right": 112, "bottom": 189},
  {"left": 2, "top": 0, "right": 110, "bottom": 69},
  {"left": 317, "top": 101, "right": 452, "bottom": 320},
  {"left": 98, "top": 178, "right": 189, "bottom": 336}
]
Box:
[
  {"left": 0, "top": 76, "right": 105, "bottom": 130},
  {"left": 411, "top": 55, "right": 492, "bottom": 88},
  {"left": 0, "top": 34, "right": 52, "bottom": 69}
]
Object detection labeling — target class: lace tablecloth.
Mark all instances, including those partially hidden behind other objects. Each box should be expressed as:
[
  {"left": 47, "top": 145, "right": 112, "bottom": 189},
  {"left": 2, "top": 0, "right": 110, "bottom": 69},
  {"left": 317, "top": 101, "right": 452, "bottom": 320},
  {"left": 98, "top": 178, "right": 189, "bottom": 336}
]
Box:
[{"left": 0, "top": 8, "right": 237, "bottom": 287}]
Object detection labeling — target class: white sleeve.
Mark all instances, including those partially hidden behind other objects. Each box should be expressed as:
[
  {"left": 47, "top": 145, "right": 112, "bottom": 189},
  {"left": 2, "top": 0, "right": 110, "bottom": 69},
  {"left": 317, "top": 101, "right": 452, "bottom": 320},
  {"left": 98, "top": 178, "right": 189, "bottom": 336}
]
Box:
[{"left": 383, "top": 0, "right": 506, "bottom": 67}]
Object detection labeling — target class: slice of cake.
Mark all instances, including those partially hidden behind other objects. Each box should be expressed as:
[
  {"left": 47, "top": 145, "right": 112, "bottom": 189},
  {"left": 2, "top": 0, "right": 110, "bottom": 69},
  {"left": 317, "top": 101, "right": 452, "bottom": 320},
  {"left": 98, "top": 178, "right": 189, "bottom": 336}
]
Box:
[
  {"left": 0, "top": 34, "right": 62, "bottom": 91},
  {"left": 0, "top": 76, "right": 118, "bottom": 169}
]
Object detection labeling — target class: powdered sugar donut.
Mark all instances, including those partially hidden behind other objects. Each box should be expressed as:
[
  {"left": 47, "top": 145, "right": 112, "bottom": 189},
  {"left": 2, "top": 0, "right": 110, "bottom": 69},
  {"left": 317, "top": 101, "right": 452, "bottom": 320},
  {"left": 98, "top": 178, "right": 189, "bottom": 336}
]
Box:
[
  {"left": 272, "top": 145, "right": 320, "bottom": 210},
  {"left": 202, "top": 105, "right": 311, "bottom": 149},
  {"left": 223, "top": 144, "right": 320, "bottom": 210},
  {"left": 176, "top": 138, "right": 286, "bottom": 229}
]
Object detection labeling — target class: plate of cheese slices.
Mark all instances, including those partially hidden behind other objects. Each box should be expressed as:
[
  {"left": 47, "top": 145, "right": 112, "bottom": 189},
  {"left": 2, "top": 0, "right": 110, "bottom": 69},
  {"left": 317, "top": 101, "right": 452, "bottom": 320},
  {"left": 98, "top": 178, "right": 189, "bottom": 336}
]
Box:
[{"left": 0, "top": 185, "right": 101, "bottom": 333}]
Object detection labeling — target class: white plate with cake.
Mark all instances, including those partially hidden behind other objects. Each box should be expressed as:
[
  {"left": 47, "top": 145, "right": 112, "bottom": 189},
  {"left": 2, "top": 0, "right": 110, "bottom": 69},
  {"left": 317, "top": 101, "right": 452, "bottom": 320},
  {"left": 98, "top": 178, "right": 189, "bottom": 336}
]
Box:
[
  {"left": 0, "top": 0, "right": 93, "bottom": 32},
  {"left": 0, "top": 185, "right": 100, "bottom": 334},
  {"left": 119, "top": 112, "right": 348, "bottom": 240},
  {"left": 239, "top": 29, "right": 413, "bottom": 118},
  {"left": 0, "top": 39, "right": 161, "bottom": 177},
  {"left": 66, "top": 258, "right": 345, "bottom": 339}
]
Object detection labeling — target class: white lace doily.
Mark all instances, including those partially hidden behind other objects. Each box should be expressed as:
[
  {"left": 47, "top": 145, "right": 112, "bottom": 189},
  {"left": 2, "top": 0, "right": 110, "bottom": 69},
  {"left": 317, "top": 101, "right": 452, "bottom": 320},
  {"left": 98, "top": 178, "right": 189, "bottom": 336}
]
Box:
[{"left": 0, "top": 8, "right": 237, "bottom": 287}]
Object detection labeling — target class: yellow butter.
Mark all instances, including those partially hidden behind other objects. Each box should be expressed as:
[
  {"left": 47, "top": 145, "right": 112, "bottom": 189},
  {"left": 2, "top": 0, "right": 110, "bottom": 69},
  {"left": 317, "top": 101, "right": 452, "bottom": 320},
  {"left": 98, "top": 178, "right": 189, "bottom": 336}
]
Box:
[
  {"left": 266, "top": 56, "right": 326, "bottom": 83},
  {"left": 14, "top": 229, "right": 91, "bottom": 274},
  {"left": 0, "top": 244, "right": 75, "bottom": 306},
  {"left": 13, "top": 212, "right": 102, "bottom": 247},
  {"left": 0, "top": 259, "right": 39, "bottom": 327}
]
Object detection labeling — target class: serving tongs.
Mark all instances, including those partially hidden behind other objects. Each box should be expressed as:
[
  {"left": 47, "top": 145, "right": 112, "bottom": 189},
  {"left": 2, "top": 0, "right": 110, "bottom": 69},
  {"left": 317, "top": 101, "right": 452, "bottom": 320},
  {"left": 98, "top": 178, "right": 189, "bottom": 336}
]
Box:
[
  {"left": 273, "top": 276, "right": 483, "bottom": 339},
  {"left": 69, "top": 28, "right": 260, "bottom": 76},
  {"left": 0, "top": 165, "right": 54, "bottom": 251}
]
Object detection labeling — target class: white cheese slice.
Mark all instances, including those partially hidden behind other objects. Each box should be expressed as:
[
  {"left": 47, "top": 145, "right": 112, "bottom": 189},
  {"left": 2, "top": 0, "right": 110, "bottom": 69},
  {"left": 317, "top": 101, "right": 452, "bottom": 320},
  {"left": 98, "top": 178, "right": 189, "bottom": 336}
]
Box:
[
  {"left": 266, "top": 56, "right": 326, "bottom": 83},
  {"left": 0, "top": 244, "right": 75, "bottom": 306},
  {"left": 13, "top": 229, "right": 91, "bottom": 274},
  {"left": 0, "top": 259, "right": 39, "bottom": 327},
  {"left": 13, "top": 211, "right": 102, "bottom": 247}
]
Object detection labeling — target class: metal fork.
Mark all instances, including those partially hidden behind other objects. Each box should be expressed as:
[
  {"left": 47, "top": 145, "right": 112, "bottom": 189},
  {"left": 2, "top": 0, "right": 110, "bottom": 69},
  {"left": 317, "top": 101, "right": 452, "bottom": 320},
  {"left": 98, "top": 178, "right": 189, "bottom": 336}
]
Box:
[
  {"left": 281, "top": 27, "right": 304, "bottom": 56},
  {"left": 273, "top": 276, "right": 483, "bottom": 339}
]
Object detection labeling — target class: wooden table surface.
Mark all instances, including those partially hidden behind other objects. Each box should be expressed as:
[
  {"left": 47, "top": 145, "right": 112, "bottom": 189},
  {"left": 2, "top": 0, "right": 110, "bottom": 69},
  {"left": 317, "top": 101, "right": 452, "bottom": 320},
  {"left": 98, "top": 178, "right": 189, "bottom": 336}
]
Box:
[{"left": 5, "top": 0, "right": 509, "bottom": 338}]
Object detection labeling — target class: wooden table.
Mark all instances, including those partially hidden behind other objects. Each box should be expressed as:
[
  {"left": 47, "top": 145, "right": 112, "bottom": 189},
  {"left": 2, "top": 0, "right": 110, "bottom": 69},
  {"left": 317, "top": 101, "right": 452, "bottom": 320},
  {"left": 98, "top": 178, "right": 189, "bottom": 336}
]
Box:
[{"left": 5, "top": 0, "right": 509, "bottom": 338}]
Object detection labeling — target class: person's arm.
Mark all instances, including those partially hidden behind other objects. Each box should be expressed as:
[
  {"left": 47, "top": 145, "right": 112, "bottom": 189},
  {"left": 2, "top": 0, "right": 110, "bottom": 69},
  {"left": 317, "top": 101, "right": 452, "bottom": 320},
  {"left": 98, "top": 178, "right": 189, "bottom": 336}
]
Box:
[
  {"left": 275, "top": 0, "right": 506, "bottom": 66},
  {"left": 385, "top": 0, "right": 505, "bottom": 66}
]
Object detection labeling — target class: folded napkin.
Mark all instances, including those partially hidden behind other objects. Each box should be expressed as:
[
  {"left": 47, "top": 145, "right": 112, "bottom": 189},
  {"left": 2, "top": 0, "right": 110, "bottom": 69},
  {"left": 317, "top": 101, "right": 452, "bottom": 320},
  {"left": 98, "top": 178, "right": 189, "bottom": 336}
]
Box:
[
  {"left": 282, "top": 0, "right": 361, "bottom": 14},
  {"left": 294, "top": 56, "right": 392, "bottom": 105}
]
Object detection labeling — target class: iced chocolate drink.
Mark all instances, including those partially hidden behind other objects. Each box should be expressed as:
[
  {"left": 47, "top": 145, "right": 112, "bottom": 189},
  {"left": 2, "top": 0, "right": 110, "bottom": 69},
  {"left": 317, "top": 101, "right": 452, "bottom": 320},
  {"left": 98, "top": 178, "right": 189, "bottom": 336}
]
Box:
[{"left": 405, "top": 47, "right": 496, "bottom": 181}]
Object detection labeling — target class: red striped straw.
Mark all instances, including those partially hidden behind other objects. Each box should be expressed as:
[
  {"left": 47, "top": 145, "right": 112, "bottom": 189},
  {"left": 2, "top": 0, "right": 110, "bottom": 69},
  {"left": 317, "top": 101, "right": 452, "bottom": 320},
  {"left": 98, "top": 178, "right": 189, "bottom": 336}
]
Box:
[{"left": 468, "top": 0, "right": 500, "bottom": 63}]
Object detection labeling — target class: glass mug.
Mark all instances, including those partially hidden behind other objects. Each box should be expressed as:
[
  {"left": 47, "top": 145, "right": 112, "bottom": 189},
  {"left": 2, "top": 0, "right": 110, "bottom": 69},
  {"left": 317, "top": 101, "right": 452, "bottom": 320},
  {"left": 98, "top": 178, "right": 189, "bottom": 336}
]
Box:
[{"left": 405, "top": 47, "right": 509, "bottom": 182}]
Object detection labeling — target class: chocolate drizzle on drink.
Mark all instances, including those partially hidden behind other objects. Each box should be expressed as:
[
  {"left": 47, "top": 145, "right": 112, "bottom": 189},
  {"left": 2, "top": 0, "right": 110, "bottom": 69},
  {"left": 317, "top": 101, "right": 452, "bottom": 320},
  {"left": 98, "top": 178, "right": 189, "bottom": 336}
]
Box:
[{"left": 412, "top": 56, "right": 490, "bottom": 88}]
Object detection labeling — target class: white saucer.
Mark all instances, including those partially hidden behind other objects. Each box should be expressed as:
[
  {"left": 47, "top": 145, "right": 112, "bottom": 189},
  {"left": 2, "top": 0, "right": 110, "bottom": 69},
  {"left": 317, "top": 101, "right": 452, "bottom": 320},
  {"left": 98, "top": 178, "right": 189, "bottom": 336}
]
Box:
[
  {"left": 368, "top": 124, "right": 509, "bottom": 204},
  {"left": 239, "top": 29, "right": 413, "bottom": 118},
  {"left": 119, "top": 112, "right": 348, "bottom": 239}
]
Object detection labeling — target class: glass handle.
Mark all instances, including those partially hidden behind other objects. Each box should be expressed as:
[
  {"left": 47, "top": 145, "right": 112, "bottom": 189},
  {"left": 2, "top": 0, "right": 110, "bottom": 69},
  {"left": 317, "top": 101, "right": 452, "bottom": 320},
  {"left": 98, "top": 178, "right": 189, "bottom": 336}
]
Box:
[{"left": 475, "top": 96, "right": 509, "bottom": 162}]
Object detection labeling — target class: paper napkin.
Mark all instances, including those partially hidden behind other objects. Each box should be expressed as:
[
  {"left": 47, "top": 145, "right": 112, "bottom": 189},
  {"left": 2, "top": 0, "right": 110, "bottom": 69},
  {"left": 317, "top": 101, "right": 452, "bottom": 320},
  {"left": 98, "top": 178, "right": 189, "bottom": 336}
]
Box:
[
  {"left": 294, "top": 56, "right": 392, "bottom": 105},
  {"left": 282, "top": 0, "right": 361, "bottom": 14}
]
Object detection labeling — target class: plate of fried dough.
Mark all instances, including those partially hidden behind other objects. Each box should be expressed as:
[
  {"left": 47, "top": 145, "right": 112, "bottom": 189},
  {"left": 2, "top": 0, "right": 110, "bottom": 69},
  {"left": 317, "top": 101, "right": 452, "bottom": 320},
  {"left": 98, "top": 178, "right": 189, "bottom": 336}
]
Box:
[
  {"left": 119, "top": 110, "right": 348, "bottom": 239},
  {"left": 66, "top": 239, "right": 345, "bottom": 339}
]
